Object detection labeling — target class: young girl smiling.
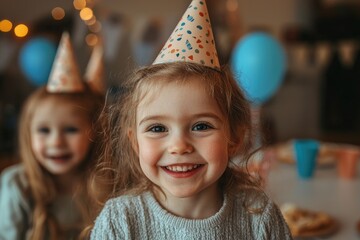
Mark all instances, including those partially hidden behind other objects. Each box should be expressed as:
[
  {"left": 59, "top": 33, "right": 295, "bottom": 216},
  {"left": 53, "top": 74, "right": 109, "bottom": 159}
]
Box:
[{"left": 89, "top": 0, "right": 292, "bottom": 239}]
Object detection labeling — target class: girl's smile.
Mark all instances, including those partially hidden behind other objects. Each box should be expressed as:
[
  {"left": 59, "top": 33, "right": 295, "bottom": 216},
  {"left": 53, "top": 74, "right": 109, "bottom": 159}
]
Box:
[
  {"left": 161, "top": 163, "right": 204, "bottom": 178},
  {"left": 46, "top": 152, "right": 72, "bottom": 163}
]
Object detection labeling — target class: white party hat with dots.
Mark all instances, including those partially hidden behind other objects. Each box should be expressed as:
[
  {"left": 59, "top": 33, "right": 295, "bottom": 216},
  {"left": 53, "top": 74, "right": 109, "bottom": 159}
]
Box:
[{"left": 153, "top": 0, "right": 220, "bottom": 69}]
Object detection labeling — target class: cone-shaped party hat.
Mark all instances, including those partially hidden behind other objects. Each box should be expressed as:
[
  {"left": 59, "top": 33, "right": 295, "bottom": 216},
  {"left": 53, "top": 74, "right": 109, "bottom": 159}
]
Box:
[
  {"left": 47, "top": 32, "right": 85, "bottom": 92},
  {"left": 153, "top": 0, "right": 220, "bottom": 69},
  {"left": 84, "top": 42, "right": 105, "bottom": 94}
]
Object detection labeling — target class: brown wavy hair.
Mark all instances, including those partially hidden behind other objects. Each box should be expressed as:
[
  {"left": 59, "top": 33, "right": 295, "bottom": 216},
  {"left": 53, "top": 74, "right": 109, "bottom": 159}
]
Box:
[
  {"left": 86, "top": 62, "right": 266, "bottom": 232},
  {"left": 19, "top": 86, "right": 103, "bottom": 240}
]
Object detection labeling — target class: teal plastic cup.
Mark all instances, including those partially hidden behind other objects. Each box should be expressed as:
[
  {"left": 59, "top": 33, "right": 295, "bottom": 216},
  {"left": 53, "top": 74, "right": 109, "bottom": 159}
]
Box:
[{"left": 293, "top": 139, "right": 320, "bottom": 179}]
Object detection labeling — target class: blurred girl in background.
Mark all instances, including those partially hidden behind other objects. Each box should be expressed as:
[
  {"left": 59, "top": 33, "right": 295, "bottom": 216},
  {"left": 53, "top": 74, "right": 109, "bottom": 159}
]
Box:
[{"left": 0, "top": 32, "right": 103, "bottom": 240}]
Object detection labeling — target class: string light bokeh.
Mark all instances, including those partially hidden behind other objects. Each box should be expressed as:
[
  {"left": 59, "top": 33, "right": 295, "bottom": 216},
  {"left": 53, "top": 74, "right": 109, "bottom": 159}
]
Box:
[{"left": 0, "top": 0, "right": 100, "bottom": 45}]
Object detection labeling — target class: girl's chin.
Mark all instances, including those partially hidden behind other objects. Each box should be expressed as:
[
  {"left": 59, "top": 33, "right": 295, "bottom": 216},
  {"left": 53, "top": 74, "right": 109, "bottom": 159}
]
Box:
[
  {"left": 161, "top": 187, "right": 203, "bottom": 199},
  {"left": 44, "top": 163, "right": 78, "bottom": 176}
]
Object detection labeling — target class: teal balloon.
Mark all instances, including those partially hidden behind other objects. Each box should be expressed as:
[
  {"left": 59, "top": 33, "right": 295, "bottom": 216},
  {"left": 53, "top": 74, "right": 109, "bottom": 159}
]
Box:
[
  {"left": 231, "top": 32, "right": 287, "bottom": 105},
  {"left": 19, "top": 37, "right": 57, "bottom": 86}
]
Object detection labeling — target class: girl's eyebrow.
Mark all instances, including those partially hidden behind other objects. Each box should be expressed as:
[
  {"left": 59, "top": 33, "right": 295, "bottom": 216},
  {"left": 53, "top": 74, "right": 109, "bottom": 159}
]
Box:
[
  {"left": 138, "top": 115, "right": 166, "bottom": 126},
  {"left": 138, "top": 113, "right": 223, "bottom": 126},
  {"left": 192, "top": 113, "right": 223, "bottom": 122}
]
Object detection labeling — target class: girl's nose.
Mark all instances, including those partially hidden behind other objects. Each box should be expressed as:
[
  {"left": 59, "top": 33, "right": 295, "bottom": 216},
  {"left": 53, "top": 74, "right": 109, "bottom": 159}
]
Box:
[
  {"left": 167, "top": 134, "right": 194, "bottom": 155},
  {"left": 49, "top": 131, "right": 65, "bottom": 147}
]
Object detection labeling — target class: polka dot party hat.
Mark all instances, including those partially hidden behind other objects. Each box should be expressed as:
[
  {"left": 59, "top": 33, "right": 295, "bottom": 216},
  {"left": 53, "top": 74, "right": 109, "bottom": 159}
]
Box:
[
  {"left": 153, "top": 0, "right": 220, "bottom": 70},
  {"left": 84, "top": 42, "right": 105, "bottom": 95},
  {"left": 47, "top": 32, "right": 85, "bottom": 93}
]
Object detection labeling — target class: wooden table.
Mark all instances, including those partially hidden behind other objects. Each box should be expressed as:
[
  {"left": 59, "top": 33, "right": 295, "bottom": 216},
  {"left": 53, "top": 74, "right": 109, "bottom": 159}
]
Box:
[{"left": 265, "top": 160, "right": 360, "bottom": 240}]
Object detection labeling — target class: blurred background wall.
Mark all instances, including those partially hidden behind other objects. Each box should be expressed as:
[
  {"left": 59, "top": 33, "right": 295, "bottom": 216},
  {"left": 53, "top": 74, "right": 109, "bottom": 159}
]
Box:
[{"left": 1, "top": 0, "right": 360, "bottom": 156}]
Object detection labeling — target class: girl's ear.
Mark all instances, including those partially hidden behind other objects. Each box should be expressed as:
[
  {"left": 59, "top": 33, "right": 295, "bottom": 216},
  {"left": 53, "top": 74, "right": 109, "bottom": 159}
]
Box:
[
  {"left": 228, "top": 126, "right": 245, "bottom": 157},
  {"left": 228, "top": 143, "right": 239, "bottom": 157},
  {"left": 127, "top": 128, "right": 139, "bottom": 155}
]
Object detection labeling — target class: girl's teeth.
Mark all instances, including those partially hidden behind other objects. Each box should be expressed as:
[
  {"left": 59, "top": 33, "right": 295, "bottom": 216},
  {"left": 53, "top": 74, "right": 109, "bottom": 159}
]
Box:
[{"left": 166, "top": 164, "right": 200, "bottom": 172}]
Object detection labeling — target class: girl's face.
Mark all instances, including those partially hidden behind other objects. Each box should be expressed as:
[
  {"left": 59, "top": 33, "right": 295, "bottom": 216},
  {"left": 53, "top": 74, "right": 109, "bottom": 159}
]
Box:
[
  {"left": 134, "top": 77, "right": 229, "bottom": 200},
  {"left": 30, "top": 98, "right": 92, "bottom": 176}
]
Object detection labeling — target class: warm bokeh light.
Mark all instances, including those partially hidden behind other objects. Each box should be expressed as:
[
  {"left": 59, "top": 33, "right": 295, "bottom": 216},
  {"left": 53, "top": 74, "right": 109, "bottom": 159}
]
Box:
[
  {"left": 52, "top": 7, "right": 65, "bottom": 20},
  {"left": 85, "top": 33, "right": 98, "bottom": 46},
  {"left": 14, "top": 24, "right": 28, "bottom": 37},
  {"left": 89, "top": 21, "right": 102, "bottom": 33},
  {"left": 85, "top": 16, "right": 96, "bottom": 26},
  {"left": 80, "top": 7, "right": 93, "bottom": 21},
  {"left": 0, "top": 19, "right": 13, "bottom": 32},
  {"left": 73, "top": 0, "right": 86, "bottom": 10}
]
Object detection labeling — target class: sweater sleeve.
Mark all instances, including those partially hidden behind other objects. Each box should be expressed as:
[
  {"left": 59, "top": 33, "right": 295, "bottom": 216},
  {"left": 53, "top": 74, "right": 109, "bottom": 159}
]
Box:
[
  {"left": 0, "top": 165, "right": 32, "bottom": 240},
  {"left": 90, "top": 200, "right": 125, "bottom": 240},
  {"left": 258, "top": 199, "right": 294, "bottom": 240}
]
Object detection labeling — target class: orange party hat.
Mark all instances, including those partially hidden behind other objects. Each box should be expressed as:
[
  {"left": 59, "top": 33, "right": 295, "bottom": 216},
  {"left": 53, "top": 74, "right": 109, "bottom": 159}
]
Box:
[
  {"left": 84, "top": 42, "right": 105, "bottom": 94},
  {"left": 153, "top": 0, "right": 220, "bottom": 69},
  {"left": 47, "top": 32, "right": 85, "bottom": 92}
]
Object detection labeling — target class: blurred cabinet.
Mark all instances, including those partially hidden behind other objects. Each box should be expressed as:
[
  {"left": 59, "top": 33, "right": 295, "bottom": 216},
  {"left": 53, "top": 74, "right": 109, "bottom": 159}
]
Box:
[{"left": 263, "top": 41, "right": 360, "bottom": 144}]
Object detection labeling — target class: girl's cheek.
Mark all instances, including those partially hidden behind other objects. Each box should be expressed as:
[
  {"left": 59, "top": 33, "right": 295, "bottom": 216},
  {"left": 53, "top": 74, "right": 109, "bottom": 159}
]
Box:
[
  {"left": 76, "top": 135, "right": 91, "bottom": 150},
  {"left": 31, "top": 135, "right": 41, "bottom": 149},
  {"left": 138, "top": 141, "right": 161, "bottom": 163}
]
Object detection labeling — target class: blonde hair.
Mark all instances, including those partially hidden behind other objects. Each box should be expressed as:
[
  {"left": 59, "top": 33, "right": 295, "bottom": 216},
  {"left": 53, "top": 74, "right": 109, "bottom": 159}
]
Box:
[
  {"left": 19, "top": 86, "right": 103, "bottom": 240},
  {"left": 89, "top": 62, "right": 265, "bottom": 218}
]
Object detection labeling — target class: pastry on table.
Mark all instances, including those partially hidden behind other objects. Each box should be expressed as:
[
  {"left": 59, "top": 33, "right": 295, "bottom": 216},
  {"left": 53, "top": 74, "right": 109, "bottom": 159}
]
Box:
[{"left": 280, "top": 203, "right": 338, "bottom": 237}]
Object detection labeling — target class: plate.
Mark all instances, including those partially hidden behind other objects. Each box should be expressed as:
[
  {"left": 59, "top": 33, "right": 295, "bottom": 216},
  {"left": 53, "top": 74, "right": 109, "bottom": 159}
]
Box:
[{"left": 292, "top": 217, "right": 339, "bottom": 238}]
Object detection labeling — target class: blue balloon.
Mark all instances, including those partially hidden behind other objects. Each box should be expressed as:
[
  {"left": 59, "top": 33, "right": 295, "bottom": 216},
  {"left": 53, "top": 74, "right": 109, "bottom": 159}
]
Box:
[
  {"left": 19, "top": 37, "right": 57, "bottom": 86},
  {"left": 231, "top": 32, "right": 287, "bottom": 105}
]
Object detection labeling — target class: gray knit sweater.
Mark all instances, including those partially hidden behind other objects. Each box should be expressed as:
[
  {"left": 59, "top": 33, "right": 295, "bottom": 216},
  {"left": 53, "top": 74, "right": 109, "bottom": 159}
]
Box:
[{"left": 91, "top": 191, "right": 293, "bottom": 240}]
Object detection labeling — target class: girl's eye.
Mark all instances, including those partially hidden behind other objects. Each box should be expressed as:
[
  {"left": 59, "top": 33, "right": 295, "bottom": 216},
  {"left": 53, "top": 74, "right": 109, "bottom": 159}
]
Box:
[
  {"left": 37, "top": 127, "right": 50, "bottom": 134},
  {"left": 192, "top": 123, "right": 213, "bottom": 131},
  {"left": 64, "top": 126, "right": 79, "bottom": 133},
  {"left": 148, "top": 125, "right": 167, "bottom": 133}
]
